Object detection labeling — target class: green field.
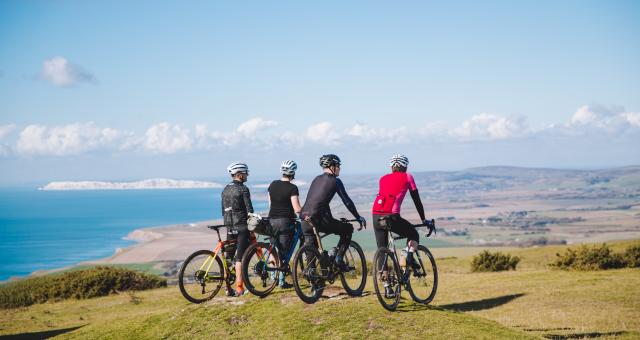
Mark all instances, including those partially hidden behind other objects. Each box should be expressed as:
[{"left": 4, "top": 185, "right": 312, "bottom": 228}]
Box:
[{"left": 1, "top": 240, "right": 638, "bottom": 339}]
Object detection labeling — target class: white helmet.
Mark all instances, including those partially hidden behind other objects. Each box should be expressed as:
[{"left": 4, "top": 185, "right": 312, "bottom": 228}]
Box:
[
  {"left": 389, "top": 154, "right": 409, "bottom": 168},
  {"left": 227, "top": 161, "right": 249, "bottom": 175},
  {"left": 281, "top": 160, "right": 297, "bottom": 175}
]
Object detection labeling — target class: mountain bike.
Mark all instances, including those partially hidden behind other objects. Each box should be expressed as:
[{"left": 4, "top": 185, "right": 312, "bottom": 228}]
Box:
[
  {"left": 372, "top": 216, "right": 438, "bottom": 311},
  {"left": 291, "top": 218, "right": 367, "bottom": 304},
  {"left": 240, "top": 218, "right": 305, "bottom": 297},
  {"left": 178, "top": 224, "right": 259, "bottom": 303}
]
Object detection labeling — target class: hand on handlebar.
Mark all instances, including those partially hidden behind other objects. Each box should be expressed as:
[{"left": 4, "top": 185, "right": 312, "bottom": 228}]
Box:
[
  {"left": 423, "top": 218, "right": 436, "bottom": 236},
  {"left": 357, "top": 216, "right": 367, "bottom": 231}
]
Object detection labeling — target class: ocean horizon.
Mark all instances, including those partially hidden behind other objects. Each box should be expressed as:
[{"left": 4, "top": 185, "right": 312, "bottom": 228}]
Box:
[{"left": 0, "top": 187, "right": 268, "bottom": 281}]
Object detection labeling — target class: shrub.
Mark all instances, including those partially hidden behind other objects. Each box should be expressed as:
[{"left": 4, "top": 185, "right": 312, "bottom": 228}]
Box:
[
  {"left": 550, "top": 244, "right": 626, "bottom": 271},
  {"left": 471, "top": 250, "right": 520, "bottom": 272},
  {"left": 625, "top": 244, "right": 640, "bottom": 268},
  {"left": 0, "top": 266, "right": 166, "bottom": 309}
]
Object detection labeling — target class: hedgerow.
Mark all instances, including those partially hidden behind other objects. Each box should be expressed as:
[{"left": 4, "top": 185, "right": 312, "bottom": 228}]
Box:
[{"left": 0, "top": 266, "right": 166, "bottom": 309}]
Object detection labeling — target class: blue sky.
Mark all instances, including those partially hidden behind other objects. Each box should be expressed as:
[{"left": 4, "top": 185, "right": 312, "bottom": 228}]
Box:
[{"left": 1, "top": 1, "right": 639, "bottom": 184}]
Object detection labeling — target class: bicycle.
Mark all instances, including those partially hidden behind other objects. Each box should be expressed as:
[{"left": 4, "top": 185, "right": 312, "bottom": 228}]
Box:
[
  {"left": 178, "top": 224, "right": 260, "bottom": 303},
  {"left": 291, "top": 218, "right": 367, "bottom": 304},
  {"left": 372, "top": 216, "right": 438, "bottom": 311},
  {"left": 240, "top": 217, "right": 305, "bottom": 297}
]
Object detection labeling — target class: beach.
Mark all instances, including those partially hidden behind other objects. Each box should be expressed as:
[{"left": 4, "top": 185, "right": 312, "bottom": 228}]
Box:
[{"left": 88, "top": 220, "right": 222, "bottom": 265}]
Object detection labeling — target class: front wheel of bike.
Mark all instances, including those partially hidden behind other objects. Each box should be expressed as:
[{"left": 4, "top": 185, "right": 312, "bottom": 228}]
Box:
[
  {"left": 372, "top": 247, "right": 402, "bottom": 311},
  {"left": 292, "top": 244, "right": 324, "bottom": 304},
  {"left": 241, "top": 242, "right": 279, "bottom": 298},
  {"left": 406, "top": 245, "right": 438, "bottom": 304},
  {"left": 339, "top": 241, "right": 367, "bottom": 296},
  {"left": 178, "top": 249, "right": 224, "bottom": 303}
]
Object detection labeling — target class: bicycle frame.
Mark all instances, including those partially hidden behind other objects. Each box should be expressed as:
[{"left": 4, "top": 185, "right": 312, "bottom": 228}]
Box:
[
  {"left": 379, "top": 218, "right": 430, "bottom": 283},
  {"left": 252, "top": 220, "right": 303, "bottom": 273},
  {"left": 198, "top": 226, "right": 260, "bottom": 281}
]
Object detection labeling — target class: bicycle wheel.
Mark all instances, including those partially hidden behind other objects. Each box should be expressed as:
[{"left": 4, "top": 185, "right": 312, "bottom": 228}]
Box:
[
  {"left": 407, "top": 245, "right": 438, "bottom": 304},
  {"left": 339, "top": 241, "right": 367, "bottom": 296},
  {"left": 178, "top": 249, "right": 225, "bottom": 303},
  {"left": 372, "top": 247, "right": 402, "bottom": 311},
  {"left": 241, "top": 242, "right": 279, "bottom": 298},
  {"left": 292, "top": 244, "right": 325, "bottom": 304}
]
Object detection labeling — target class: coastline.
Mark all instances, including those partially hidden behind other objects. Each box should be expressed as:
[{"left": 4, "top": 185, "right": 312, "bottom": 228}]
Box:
[
  {"left": 88, "top": 219, "right": 225, "bottom": 265},
  {"left": 8, "top": 220, "right": 225, "bottom": 283}
]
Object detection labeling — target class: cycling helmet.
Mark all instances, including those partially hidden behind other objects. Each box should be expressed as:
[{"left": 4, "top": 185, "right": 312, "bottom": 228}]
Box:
[
  {"left": 227, "top": 161, "right": 249, "bottom": 175},
  {"left": 281, "top": 160, "right": 297, "bottom": 175},
  {"left": 319, "top": 154, "right": 341, "bottom": 168},
  {"left": 389, "top": 154, "right": 409, "bottom": 168}
]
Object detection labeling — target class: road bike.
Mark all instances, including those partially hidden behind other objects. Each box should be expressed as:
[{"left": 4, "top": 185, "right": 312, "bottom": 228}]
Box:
[
  {"left": 178, "top": 224, "right": 259, "bottom": 303},
  {"left": 372, "top": 216, "right": 438, "bottom": 311},
  {"left": 241, "top": 218, "right": 305, "bottom": 297},
  {"left": 291, "top": 218, "right": 367, "bottom": 304}
]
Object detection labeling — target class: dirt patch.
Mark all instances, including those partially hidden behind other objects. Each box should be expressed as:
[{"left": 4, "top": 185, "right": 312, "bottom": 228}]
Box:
[{"left": 227, "top": 315, "right": 248, "bottom": 326}]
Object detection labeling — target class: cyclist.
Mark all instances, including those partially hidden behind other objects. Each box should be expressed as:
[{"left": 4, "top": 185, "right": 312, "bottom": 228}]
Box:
[
  {"left": 222, "top": 161, "right": 253, "bottom": 296},
  {"left": 300, "top": 154, "right": 366, "bottom": 270},
  {"left": 371, "top": 154, "right": 434, "bottom": 296},
  {"left": 267, "top": 160, "right": 302, "bottom": 288}
]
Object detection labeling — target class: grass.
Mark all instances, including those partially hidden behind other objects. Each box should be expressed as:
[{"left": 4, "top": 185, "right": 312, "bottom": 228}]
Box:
[{"left": 1, "top": 240, "right": 638, "bottom": 339}]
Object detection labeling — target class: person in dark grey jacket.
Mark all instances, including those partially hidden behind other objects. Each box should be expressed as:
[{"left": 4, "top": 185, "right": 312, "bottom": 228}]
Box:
[{"left": 222, "top": 161, "right": 253, "bottom": 296}]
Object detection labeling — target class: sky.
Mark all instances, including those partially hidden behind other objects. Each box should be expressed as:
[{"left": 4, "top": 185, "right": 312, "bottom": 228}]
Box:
[{"left": 0, "top": 1, "right": 639, "bottom": 185}]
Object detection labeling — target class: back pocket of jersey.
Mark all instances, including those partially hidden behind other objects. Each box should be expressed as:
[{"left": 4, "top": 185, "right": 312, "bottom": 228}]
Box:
[{"left": 373, "top": 193, "right": 395, "bottom": 213}]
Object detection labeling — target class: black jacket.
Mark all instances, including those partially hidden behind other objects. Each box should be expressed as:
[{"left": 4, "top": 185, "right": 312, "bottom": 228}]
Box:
[{"left": 221, "top": 180, "right": 254, "bottom": 228}]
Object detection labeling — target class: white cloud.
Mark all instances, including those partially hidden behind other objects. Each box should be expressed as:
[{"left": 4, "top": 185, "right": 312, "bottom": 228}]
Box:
[
  {"left": 346, "top": 123, "right": 409, "bottom": 144},
  {"left": 451, "top": 114, "right": 527, "bottom": 140},
  {"left": 4, "top": 104, "right": 638, "bottom": 159},
  {"left": 236, "top": 117, "right": 278, "bottom": 137},
  {"left": 305, "top": 122, "right": 341, "bottom": 145},
  {"left": 16, "top": 122, "right": 122, "bottom": 156},
  {"left": 0, "top": 124, "right": 16, "bottom": 156},
  {"left": 143, "top": 123, "right": 193, "bottom": 154},
  {"left": 0, "top": 124, "right": 16, "bottom": 140},
  {"left": 624, "top": 112, "right": 640, "bottom": 127},
  {"left": 41, "top": 57, "right": 95, "bottom": 87},
  {"left": 565, "top": 105, "right": 639, "bottom": 134}
]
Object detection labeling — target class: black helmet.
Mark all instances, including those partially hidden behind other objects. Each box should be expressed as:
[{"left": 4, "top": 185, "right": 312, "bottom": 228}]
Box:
[{"left": 319, "top": 154, "right": 341, "bottom": 168}]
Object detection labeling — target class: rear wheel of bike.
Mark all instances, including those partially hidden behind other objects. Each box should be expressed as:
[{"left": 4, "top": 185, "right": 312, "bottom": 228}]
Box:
[
  {"left": 292, "top": 244, "right": 324, "bottom": 304},
  {"left": 339, "top": 241, "right": 367, "bottom": 296},
  {"left": 372, "top": 247, "right": 402, "bottom": 311},
  {"left": 241, "top": 242, "right": 279, "bottom": 298},
  {"left": 407, "top": 245, "right": 438, "bottom": 304},
  {"left": 178, "top": 249, "right": 224, "bottom": 303}
]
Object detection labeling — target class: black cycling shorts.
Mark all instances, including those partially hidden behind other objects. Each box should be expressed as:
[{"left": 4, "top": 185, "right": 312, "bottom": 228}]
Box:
[{"left": 372, "top": 214, "right": 419, "bottom": 248}]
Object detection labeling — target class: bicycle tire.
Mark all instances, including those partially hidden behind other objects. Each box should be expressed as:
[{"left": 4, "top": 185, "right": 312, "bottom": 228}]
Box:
[
  {"left": 241, "top": 242, "right": 279, "bottom": 298},
  {"left": 339, "top": 241, "right": 367, "bottom": 296},
  {"left": 178, "top": 249, "right": 225, "bottom": 303},
  {"left": 406, "top": 245, "right": 438, "bottom": 304},
  {"left": 372, "top": 247, "right": 402, "bottom": 311},
  {"left": 292, "top": 244, "right": 325, "bottom": 304}
]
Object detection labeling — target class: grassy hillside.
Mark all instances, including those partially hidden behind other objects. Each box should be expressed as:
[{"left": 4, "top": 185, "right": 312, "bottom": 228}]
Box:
[{"left": 1, "top": 240, "right": 639, "bottom": 339}]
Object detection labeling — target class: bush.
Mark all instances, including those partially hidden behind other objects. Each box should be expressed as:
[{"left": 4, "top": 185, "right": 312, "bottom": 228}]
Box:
[
  {"left": 0, "top": 266, "right": 166, "bottom": 309},
  {"left": 550, "top": 244, "right": 626, "bottom": 271},
  {"left": 625, "top": 244, "right": 640, "bottom": 268},
  {"left": 471, "top": 250, "right": 520, "bottom": 272}
]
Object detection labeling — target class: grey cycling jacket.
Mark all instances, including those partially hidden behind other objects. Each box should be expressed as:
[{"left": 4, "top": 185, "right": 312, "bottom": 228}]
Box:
[{"left": 221, "top": 180, "right": 254, "bottom": 229}]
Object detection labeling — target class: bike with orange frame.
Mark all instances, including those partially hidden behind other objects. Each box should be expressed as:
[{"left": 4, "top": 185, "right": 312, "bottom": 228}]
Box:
[{"left": 178, "top": 224, "right": 260, "bottom": 303}]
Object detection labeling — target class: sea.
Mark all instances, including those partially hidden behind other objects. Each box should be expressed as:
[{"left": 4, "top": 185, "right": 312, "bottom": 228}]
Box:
[{"left": 0, "top": 187, "right": 268, "bottom": 281}]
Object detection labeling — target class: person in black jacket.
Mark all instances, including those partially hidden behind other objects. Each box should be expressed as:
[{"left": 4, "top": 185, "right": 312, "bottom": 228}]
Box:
[
  {"left": 222, "top": 161, "right": 253, "bottom": 296},
  {"left": 300, "top": 154, "right": 366, "bottom": 269}
]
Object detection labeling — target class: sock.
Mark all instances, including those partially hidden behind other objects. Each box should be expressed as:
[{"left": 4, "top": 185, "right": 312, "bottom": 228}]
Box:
[{"left": 406, "top": 252, "right": 415, "bottom": 267}]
